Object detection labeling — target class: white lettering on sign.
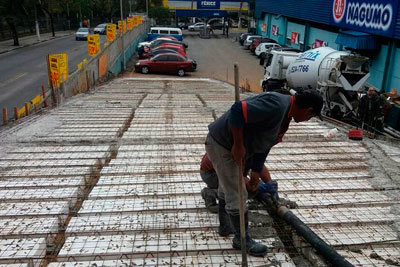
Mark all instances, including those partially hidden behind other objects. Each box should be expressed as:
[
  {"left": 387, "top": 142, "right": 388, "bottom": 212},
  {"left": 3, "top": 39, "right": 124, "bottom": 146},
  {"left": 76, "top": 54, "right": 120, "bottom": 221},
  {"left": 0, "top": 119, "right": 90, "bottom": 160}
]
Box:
[
  {"left": 346, "top": 2, "right": 393, "bottom": 31},
  {"left": 201, "top": 0, "right": 216, "bottom": 6}
]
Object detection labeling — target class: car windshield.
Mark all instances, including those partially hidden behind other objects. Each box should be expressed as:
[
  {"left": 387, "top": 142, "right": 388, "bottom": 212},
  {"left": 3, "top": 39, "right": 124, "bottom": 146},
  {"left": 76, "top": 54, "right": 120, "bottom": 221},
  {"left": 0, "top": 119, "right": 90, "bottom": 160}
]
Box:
[{"left": 78, "top": 28, "right": 88, "bottom": 32}]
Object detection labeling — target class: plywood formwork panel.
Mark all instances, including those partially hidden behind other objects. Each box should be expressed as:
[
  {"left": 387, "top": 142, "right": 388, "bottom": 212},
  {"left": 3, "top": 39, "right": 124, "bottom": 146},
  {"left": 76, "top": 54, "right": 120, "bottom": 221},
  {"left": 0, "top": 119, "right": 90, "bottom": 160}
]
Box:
[
  {"left": 279, "top": 191, "right": 396, "bottom": 208},
  {"left": 0, "top": 188, "right": 79, "bottom": 208},
  {"left": 88, "top": 183, "right": 204, "bottom": 199},
  {"left": 54, "top": 124, "right": 124, "bottom": 129},
  {"left": 0, "top": 238, "right": 46, "bottom": 267},
  {"left": 0, "top": 201, "right": 69, "bottom": 219},
  {"left": 292, "top": 206, "right": 400, "bottom": 225},
  {"left": 0, "top": 166, "right": 93, "bottom": 178},
  {"left": 2, "top": 152, "right": 109, "bottom": 160},
  {"left": 57, "top": 231, "right": 278, "bottom": 261},
  {"left": 97, "top": 174, "right": 202, "bottom": 186},
  {"left": 339, "top": 245, "right": 400, "bottom": 266},
  {"left": 78, "top": 195, "right": 204, "bottom": 215},
  {"left": 0, "top": 159, "right": 98, "bottom": 168},
  {"left": 49, "top": 253, "right": 296, "bottom": 266},
  {"left": 66, "top": 211, "right": 218, "bottom": 235},
  {"left": 100, "top": 164, "right": 198, "bottom": 175},
  {"left": 270, "top": 170, "right": 371, "bottom": 180},
  {"left": 311, "top": 224, "right": 398, "bottom": 246},
  {"left": 0, "top": 217, "right": 59, "bottom": 241},
  {"left": 9, "top": 146, "right": 110, "bottom": 154},
  {"left": 0, "top": 177, "right": 85, "bottom": 190},
  {"left": 278, "top": 179, "right": 375, "bottom": 192}
]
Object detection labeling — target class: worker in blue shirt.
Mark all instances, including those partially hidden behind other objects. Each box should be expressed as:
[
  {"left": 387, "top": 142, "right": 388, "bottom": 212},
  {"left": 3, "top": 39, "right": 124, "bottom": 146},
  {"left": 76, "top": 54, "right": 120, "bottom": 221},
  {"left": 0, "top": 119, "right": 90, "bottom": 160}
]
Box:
[{"left": 205, "top": 90, "right": 323, "bottom": 257}]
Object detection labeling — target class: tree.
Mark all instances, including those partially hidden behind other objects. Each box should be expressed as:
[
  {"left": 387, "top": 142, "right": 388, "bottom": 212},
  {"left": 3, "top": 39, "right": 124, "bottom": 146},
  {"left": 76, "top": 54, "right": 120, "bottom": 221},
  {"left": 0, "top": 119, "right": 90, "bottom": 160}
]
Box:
[
  {"left": 148, "top": 6, "right": 170, "bottom": 25},
  {"left": 0, "top": 0, "right": 29, "bottom": 46}
]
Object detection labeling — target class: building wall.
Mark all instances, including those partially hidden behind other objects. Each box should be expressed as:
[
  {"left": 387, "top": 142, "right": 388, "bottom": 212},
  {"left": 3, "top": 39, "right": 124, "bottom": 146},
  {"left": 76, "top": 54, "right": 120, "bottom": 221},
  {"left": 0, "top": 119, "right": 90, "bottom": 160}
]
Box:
[
  {"left": 286, "top": 22, "right": 305, "bottom": 50},
  {"left": 367, "top": 45, "right": 389, "bottom": 90},
  {"left": 307, "top": 27, "right": 340, "bottom": 50},
  {"left": 269, "top": 15, "right": 286, "bottom": 44},
  {"left": 389, "top": 48, "right": 400, "bottom": 90}
]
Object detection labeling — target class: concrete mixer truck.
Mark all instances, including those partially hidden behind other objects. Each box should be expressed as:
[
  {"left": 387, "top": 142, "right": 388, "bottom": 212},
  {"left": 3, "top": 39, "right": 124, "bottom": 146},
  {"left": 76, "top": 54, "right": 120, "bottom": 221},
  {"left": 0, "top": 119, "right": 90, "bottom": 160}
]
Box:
[{"left": 260, "top": 47, "right": 370, "bottom": 119}]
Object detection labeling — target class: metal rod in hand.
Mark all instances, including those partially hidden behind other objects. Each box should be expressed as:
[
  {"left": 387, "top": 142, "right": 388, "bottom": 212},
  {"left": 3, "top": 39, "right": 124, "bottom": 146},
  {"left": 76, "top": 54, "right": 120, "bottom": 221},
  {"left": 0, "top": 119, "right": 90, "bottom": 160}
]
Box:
[{"left": 234, "top": 63, "right": 248, "bottom": 267}]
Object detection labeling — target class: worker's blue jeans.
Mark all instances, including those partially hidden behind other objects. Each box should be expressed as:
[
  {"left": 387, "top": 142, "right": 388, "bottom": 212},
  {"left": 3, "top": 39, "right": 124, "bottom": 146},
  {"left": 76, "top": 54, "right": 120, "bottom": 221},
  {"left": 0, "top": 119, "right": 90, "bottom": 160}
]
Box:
[{"left": 205, "top": 133, "right": 248, "bottom": 216}]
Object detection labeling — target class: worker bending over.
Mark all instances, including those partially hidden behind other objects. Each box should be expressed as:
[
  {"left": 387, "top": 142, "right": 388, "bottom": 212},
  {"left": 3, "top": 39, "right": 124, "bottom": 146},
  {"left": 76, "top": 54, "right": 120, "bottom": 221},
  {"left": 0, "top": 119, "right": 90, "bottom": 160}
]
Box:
[{"left": 205, "top": 90, "right": 323, "bottom": 257}]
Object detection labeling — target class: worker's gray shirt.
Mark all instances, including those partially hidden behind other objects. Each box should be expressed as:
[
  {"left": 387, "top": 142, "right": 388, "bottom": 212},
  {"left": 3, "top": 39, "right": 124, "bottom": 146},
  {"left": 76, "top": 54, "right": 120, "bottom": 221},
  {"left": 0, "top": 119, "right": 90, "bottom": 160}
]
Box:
[{"left": 208, "top": 92, "right": 291, "bottom": 156}]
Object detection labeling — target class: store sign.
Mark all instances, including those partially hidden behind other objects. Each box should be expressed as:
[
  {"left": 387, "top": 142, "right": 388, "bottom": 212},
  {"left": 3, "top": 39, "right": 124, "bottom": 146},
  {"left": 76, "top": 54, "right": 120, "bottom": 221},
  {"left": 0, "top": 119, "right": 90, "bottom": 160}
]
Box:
[
  {"left": 291, "top": 31, "right": 299, "bottom": 44},
  {"left": 197, "top": 0, "right": 220, "bottom": 9},
  {"left": 106, "top": 24, "right": 116, "bottom": 42},
  {"left": 47, "top": 53, "right": 68, "bottom": 87},
  {"left": 262, "top": 22, "right": 266, "bottom": 32},
  {"left": 330, "top": 0, "right": 399, "bottom": 37},
  {"left": 272, "top": 25, "right": 278, "bottom": 36},
  {"left": 87, "top": 34, "right": 100, "bottom": 57},
  {"left": 314, "top": 39, "right": 326, "bottom": 48}
]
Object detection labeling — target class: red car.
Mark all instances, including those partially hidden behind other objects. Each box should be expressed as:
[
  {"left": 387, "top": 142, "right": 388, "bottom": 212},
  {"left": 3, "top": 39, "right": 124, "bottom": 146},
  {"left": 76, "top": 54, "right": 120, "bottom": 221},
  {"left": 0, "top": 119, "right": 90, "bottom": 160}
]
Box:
[{"left": 135, "top": 53, "right": 196, "bottom": 76}]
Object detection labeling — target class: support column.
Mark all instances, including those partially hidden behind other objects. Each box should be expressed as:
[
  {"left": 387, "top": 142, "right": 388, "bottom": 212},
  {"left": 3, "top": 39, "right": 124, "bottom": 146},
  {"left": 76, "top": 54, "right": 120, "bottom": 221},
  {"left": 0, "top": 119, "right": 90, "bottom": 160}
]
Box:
[{"left": 381, "top": 39, "right": 396, "bottom": 92}]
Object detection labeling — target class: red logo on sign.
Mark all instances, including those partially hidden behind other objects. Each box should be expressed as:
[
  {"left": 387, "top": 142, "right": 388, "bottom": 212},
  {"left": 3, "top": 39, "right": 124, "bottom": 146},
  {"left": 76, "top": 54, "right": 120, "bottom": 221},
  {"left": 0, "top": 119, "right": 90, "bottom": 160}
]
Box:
[{"left": 333, "top": 0, "right": 346, "bottom": 22}]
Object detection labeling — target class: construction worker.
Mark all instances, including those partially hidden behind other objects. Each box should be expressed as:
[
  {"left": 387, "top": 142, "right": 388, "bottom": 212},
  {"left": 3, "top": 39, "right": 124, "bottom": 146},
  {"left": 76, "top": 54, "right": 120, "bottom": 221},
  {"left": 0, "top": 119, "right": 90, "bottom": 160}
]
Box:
[
  {"left": 205, "top": 89, "right": 323, "bottom": 257},
  {"left": 200, "top": 153, "right": 275, "bottom": 214}
]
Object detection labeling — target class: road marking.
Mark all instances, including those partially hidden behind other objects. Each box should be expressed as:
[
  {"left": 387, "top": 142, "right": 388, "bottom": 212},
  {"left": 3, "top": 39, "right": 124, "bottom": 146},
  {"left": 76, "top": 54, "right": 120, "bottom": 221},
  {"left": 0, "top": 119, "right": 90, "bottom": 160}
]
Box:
[{"left": 0, "top": 72, "right": 28, "bottom": 87}]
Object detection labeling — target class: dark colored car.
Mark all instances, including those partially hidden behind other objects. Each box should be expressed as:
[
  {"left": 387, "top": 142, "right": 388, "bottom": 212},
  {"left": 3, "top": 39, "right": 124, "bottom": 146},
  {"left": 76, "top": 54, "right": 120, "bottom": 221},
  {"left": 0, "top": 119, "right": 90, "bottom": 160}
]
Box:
[
  {"left": 239, "top": 33, "right": 251, "bottom": 45},
  {"left": 259, "top": 46, "right": 302, "bottom": 65},
  {"left": 135, "top": 53, "right": 196, "bottom": 76},
  {"left": 250, "top": 38, "right": 277, "bottom": 54},
  {"left": 150, "top": 39, "right": 188, "bottom": 49}
]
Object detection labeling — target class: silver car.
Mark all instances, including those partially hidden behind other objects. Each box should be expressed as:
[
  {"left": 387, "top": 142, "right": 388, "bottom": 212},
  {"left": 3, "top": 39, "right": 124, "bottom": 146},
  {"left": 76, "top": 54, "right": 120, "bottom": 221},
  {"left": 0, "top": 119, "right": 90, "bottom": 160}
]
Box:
[
  {"left": 75, "top": 28, "right": 89, "bottom": 40},
  {"left": 188, "top": 22, "right": 210, "bottom": 31},
  {"left": 94, "top": 24, "right": 107, "bottom": 34}
]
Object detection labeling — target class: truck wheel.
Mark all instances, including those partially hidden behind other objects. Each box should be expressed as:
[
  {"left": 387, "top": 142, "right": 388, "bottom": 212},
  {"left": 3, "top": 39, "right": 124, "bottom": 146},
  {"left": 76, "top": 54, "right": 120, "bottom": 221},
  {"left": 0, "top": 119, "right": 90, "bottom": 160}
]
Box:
[
  {"left": 259, "top": 52, "right": 265, "bottom": 59},
  {"left": 141, "top": 66, "right": 149, "bottom": 74},
  {"left": 177, "top": 69, "right": 185, "bottom": 77}
]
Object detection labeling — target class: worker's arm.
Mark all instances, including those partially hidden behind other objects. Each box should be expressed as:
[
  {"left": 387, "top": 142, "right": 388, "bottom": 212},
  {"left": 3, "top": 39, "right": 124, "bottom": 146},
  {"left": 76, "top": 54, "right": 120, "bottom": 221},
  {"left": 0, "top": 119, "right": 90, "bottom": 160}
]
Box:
[
  {"left": 230, "top": 126, "right": 245, "bottom": 165},
  {"left": 260, "top": 165, "right": 272, "bottom": 183}
]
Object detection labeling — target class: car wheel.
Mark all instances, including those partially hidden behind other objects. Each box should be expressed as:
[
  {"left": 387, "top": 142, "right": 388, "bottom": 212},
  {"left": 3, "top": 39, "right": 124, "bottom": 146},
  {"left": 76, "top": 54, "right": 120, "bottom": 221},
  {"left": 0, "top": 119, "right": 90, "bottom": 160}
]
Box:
[
  {"left": 177, "top": 69, "right": 185, "bottom": 77},
  {"left": 141, "top": 66, "right": 149, "bottom": 74},
  {"left": 75, "top": 37, "right": 79, "bottom": 40}
]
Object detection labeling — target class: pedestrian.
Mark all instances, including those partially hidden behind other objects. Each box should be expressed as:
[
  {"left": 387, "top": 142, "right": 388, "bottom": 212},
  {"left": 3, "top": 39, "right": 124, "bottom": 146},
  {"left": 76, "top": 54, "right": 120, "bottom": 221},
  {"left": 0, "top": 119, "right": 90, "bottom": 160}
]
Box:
[{"left": 205, "top": 89, "right": 323, "bottom": 257}]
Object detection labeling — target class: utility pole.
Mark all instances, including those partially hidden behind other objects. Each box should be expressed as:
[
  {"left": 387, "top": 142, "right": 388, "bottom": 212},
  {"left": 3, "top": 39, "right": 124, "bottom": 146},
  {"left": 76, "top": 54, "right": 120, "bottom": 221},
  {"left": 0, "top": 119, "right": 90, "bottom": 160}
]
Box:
[
  {"left": 120, "top": 0, "right": 125, "bottom": 70},
  {"left": 34, "top": 1, "right": 41, "bottom": 41},
  {"left": 146, "top": 0, "right": 149, "bottom": 16}
]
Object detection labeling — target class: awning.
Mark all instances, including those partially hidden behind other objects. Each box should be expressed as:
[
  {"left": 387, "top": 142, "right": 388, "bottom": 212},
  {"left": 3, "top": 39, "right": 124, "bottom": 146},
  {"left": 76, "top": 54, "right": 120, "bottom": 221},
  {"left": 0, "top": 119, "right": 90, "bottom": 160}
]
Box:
[
  {"left": 175, "top": 9, "right": 228, "bottom": 18},
  {"left": 335, "top": 30, "right": 378, "bottom": 50}
]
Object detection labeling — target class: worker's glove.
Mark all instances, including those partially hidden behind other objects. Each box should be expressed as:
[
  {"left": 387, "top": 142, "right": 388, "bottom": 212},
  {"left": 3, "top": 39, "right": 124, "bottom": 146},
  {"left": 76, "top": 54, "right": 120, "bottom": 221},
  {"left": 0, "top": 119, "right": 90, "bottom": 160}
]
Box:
[{"left": 258, "top": 181, "right": 279, "bottom": 200}]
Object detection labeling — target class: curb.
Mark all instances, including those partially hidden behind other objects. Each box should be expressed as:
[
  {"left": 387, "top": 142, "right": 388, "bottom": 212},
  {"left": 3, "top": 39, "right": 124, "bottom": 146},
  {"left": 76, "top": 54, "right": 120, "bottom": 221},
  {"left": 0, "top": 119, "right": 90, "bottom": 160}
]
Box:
[{"left": 0, "top": 32, "right": 75, "bottom": 55}]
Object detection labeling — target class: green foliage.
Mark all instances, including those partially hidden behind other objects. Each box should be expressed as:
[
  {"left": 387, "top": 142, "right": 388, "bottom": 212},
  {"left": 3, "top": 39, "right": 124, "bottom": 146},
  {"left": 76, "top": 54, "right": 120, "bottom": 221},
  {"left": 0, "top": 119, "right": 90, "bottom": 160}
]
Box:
[{"left": 148, "top": 6, "right": 170, "bottom": 25}]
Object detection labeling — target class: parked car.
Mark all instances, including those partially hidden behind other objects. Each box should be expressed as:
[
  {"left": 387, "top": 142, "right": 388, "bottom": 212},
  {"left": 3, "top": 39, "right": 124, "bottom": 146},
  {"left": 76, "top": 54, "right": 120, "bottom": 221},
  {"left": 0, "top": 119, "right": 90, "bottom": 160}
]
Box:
[
  {"left": 150, "top": 39, "right": 188, "bottom": 49},
  {"left": 94, "top": 23, "right": 107, "bottom": 34},
  {"left": 141, "top": 49, "right": 179, "bottom": 59},
  {"left": 158, "top": 35, "right": 178, "bottom": 41},
  {"left": 250, "top": 38, "right": 277, "bottom": 53},
  {"left": 255, "top": 42, "right": 281, "bottom": 57},
  {"left": 243, "top": 35, "right": 262, "bottom": 49},
  {"left": 188, "top": 22, "right": 210, "bottom": 31},
  {"left": 239, "top": 33, "right": 251, "bottom": 45},
  {"left": 75, "top": 28, "right": 90, "bottom": 40},
  {"left": 135, "top": 53, "right": 196, "bottom": 77},
  {"left": 154, "top": 43, "right": 186, "bottom": 55}
]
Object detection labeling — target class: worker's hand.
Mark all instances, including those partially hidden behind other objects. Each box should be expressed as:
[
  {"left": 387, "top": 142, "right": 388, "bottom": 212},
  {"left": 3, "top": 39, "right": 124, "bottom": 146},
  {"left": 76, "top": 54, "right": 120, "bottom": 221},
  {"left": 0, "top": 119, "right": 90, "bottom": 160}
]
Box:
[
  {"left": 248, "top": 174, "right": 261, "bottom": 191},
  {"left": 231, "top": 143, "right": 245, "bottom": 166}
]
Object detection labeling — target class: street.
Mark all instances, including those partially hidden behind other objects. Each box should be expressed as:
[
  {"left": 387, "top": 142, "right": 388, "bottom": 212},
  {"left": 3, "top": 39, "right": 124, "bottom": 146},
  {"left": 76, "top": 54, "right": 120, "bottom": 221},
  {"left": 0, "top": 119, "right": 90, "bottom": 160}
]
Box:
[{"left": 0, "top": 34, "right": 106, "bottom": 116}]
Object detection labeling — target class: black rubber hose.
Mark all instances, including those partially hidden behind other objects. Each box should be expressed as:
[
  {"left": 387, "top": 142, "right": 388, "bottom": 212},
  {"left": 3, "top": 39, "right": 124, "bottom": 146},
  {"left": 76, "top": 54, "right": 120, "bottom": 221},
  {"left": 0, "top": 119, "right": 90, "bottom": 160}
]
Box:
[{"left": 278, "top": 206, "right": 354, "bottom": 267}]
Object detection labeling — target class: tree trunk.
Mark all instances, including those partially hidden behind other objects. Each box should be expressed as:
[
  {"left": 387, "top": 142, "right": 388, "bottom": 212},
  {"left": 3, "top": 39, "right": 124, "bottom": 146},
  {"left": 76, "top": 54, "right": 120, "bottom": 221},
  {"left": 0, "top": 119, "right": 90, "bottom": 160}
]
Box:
[
  {"left": 41, "top": 6, "right": 55, "bottom": 37},
  {"left": 6, "top": 18, "right": 19, "bottom": 46}
]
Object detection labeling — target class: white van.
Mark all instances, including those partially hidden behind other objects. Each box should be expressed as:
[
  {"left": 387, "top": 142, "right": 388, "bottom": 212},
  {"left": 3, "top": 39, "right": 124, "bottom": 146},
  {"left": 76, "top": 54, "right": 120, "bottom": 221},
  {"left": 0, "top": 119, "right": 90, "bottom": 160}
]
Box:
[{"left": 147, "top": 27, "right": 183, "bottom": 41}]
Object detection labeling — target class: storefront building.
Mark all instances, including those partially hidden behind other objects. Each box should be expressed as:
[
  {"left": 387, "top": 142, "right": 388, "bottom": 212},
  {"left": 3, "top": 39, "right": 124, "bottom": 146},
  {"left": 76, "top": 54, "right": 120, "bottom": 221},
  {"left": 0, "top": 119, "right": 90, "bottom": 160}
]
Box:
[{"left": 254, "top": 0, "right": 400, "bottom": 93}]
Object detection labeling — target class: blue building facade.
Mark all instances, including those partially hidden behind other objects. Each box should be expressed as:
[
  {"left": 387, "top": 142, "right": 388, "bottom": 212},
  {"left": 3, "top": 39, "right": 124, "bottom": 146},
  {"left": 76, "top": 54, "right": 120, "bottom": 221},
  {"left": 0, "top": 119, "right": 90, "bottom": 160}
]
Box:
[{"left": 254, "top": 0, "right": 400, "bottom": 93}]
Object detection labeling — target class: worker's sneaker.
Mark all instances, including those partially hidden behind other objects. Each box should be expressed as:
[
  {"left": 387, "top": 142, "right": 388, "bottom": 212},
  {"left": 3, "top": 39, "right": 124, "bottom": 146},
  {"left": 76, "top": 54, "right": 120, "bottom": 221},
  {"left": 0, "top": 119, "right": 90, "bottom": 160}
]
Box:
[{"left": 229, "top": 213, "right": 268, "bottom": 257}]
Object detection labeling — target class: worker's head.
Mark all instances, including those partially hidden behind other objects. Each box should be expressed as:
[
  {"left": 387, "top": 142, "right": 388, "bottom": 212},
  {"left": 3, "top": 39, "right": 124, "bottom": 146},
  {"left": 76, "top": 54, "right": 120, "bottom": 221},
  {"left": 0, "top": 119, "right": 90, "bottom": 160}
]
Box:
[
  {"left": 292, "top": 89, "right": 323, "bottom": 123},
  {"left": 367, "top": 87, "right": 376, "bottom": 97}
]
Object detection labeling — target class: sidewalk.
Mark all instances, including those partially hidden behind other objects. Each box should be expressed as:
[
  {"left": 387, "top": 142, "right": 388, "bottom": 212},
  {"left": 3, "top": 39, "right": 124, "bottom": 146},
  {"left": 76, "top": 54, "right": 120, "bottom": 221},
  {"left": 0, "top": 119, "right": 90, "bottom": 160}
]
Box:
[{"left": 0, "top": 30, "right": 75, "bottom": 54}]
